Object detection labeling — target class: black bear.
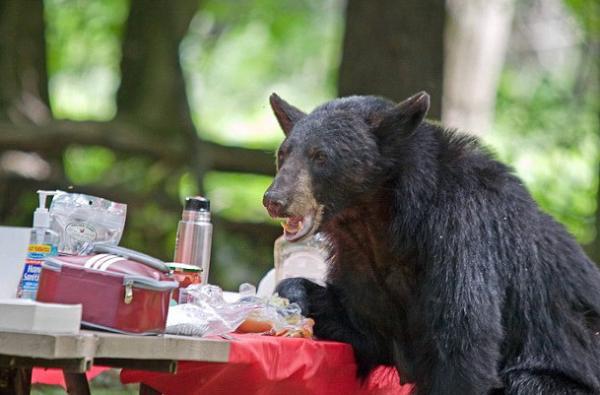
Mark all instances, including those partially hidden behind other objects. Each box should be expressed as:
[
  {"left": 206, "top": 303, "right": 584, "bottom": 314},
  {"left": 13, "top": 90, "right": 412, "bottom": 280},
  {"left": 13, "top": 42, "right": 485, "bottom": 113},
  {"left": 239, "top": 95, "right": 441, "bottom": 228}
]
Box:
[{"left": 263, "top": 91, "right": 600, "bottom": 394}]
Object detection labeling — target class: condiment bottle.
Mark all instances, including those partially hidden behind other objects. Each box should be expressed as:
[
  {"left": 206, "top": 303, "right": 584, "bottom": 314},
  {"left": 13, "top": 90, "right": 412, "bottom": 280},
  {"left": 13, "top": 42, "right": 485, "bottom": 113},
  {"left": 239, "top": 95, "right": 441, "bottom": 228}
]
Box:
[{"left": 168, "top": 262, "right": 202, "bottom": 303}]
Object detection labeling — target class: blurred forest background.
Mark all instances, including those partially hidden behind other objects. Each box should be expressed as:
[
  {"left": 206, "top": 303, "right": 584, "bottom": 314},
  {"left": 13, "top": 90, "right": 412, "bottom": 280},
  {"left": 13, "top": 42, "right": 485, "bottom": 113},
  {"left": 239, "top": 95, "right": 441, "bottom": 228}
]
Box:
[{"left": 1, "top": 0, "right": 598, "bottom": 291}]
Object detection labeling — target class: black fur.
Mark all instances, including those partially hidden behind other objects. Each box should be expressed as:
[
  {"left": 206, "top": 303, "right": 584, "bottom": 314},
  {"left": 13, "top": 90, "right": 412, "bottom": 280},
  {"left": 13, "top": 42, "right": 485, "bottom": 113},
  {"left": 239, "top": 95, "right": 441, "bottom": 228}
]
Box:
[{"left": 268, "top": 93, "right": 600, "bottom": 395}]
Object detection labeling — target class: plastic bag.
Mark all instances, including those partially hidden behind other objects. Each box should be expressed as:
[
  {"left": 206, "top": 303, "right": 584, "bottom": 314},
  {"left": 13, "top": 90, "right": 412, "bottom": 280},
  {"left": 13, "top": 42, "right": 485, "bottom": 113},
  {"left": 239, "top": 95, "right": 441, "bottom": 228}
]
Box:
[
  {"left": 237, "top": 283, "right": 315, "bottom": 337},
  {"left": 49, "top": 191, "right": 127, "bottom": 255},
  {"left": 166, "top": 283, "right": 314, "bottom": 338},
  {"left": 165, "top": 284, "right": 260, "bottom": 337}
]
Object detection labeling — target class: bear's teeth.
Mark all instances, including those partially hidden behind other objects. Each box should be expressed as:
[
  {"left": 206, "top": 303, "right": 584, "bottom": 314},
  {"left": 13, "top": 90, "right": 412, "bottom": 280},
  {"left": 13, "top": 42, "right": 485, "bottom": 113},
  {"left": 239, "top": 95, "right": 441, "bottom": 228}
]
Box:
[
  {"left": 281, "top": 217, "right": 303, "bottom": 234},
  {"left": 283, "top": 213, "right": 314, "bottom": 242}
]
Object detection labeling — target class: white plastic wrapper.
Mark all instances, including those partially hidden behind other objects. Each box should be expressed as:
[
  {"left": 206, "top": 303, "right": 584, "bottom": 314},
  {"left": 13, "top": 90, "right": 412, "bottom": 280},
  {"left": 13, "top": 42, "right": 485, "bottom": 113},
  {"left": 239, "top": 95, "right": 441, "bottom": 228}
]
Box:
[
  {"left": 49, "top": 191, "right": 127, "bottom": 255},
  {"left": 166, "top": 284, "right": 260, "bottom": 337}
]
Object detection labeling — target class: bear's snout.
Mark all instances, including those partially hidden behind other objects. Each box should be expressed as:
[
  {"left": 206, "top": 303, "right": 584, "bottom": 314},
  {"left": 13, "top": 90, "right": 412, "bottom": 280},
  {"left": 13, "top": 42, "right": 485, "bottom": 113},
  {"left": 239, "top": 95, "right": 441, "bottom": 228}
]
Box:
[{"left": 263, "top": 189, "right": 287, "bottom": 218}]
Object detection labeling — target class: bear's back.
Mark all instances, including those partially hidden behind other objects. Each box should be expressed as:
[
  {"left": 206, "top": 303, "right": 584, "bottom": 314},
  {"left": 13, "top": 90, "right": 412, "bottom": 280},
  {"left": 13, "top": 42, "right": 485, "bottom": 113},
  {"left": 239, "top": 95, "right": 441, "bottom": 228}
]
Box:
[{"left": 413, "top": 127, "right": 600, "bottom": 381}]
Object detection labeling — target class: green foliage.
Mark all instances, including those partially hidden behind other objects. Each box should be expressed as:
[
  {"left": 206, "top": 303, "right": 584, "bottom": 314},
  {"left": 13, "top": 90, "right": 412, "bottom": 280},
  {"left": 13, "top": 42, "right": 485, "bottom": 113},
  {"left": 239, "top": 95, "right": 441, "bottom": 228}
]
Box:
[
  {"left": 204, "top": 171, "right": 275, "bottom": 223},
  {"left": 120, "top": 202, "right": 179, "bottom": 259},
  {"left": 489, "top": 69, "right": 599, "bottom": 243},
  {"left": 178, "top": 172, "right": 200, "bottom": 202},
  {"left": 180, "top": 0, "right": 343, "bottom": 148},
  {"left": 44, "top": 0, "right": 128, "bottom": 119},
  {"left": 563, "top": 0, "right": 600, "bottom": 35},
  {"left": 64, "top": 145, "right": 116, "bottom": 184},
  {"left": 211, "top": 229, "right": 274, "bottom": 290},
  {"left": 3, "top": 193, "right": 38, "bottom": 228}
]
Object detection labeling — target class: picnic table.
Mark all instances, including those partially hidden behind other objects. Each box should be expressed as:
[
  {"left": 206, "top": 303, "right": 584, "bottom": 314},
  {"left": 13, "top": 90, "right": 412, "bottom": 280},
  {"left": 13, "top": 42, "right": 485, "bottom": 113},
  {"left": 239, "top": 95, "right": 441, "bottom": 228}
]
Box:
[
  {"left": 0, "top": 329, "right": 412, "bottom": 395},
  {"left": 0, "top": 329, "right": 228, "bottom": 395}
]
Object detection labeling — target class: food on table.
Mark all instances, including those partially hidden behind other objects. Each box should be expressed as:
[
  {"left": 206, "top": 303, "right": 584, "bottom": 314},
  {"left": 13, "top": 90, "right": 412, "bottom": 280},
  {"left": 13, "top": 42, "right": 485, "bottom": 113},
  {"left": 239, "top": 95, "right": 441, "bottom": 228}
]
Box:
[
  {"left": 236, "top": 317, "right": 274, "bottom": 333},
  {"left": 235, "top": 294, "right": 315, "bottom": 338}
]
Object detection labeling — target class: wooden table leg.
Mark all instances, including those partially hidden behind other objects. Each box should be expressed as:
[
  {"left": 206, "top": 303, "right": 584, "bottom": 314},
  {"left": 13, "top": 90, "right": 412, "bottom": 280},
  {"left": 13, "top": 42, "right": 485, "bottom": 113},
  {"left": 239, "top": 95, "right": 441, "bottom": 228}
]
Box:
[
  {"left": 139, "top": 382, "right": 162, "bottom": 395},
  {"left": 0, "top": 367, "right": 32, "bottom": 395},
  {"left": 63, "top": 371, "right": 91, "bottom": 395}
]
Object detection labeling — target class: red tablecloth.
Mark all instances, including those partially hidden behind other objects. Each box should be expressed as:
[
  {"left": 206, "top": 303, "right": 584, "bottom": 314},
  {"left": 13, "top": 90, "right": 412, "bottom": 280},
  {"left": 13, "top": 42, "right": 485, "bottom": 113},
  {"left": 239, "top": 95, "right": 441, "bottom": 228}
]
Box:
[{"left": 120, "top": 334, "right": 413, "bottom": 395}]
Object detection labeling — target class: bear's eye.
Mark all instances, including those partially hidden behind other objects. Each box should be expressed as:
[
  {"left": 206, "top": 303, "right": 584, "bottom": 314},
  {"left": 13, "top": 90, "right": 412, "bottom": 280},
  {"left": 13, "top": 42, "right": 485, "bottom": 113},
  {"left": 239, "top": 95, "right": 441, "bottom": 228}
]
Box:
[{"left": 311, "top": 150, "right": 327, "bottom": 165}]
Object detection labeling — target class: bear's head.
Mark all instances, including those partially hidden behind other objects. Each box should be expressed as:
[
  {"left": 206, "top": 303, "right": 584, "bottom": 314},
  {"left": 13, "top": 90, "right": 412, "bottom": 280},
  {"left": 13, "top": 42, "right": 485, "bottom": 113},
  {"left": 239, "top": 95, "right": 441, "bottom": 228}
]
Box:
[{"left": 263, "top": 91, "right": 430, "bottom": 241}]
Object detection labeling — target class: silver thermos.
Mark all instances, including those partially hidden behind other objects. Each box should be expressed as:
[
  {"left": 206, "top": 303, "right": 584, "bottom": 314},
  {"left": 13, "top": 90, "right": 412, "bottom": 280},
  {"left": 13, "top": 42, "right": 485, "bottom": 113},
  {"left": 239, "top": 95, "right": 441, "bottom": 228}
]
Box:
[{"left": 174, "top": 196, "right": 213, "bottom": 284}]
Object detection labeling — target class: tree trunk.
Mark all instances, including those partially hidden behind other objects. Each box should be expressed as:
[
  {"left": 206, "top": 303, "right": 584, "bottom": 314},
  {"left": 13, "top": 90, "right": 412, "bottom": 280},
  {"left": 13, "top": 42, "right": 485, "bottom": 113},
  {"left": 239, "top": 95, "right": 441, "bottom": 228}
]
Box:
[
  {"left": 337, "top": 0, "right": 446, "bottom": 119},
  {"left": 117, "top": 0, "right": 198, "bottom": 138},
  {"left": 442, "top": 0, "right": 515, "bottom": 135},
  {"left": 0, "top": 0, "right": 50, "bottom": 124},
  {"left": 116, "top": 0, "right": 207, "bottom": 196}
]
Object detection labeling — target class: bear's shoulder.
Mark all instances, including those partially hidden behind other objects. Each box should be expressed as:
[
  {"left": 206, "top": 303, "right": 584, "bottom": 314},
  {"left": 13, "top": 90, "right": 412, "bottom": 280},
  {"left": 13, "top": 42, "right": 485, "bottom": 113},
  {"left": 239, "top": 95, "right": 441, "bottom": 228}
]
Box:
[{"left": 433, "top": 128, "right": 525, "bottom": 198}]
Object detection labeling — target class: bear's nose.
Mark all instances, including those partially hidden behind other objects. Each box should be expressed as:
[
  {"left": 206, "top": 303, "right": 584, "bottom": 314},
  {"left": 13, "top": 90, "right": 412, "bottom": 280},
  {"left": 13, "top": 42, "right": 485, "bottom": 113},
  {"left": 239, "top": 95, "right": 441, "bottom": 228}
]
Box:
[{"left": 263, "top": 191, "right": 286, "bottom": 217}]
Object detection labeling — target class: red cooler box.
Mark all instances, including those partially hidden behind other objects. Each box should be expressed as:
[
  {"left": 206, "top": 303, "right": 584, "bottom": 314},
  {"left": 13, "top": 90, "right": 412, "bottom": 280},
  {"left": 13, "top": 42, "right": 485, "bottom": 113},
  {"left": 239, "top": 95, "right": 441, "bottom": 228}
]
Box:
[{"left": 37, "top": 253, "right": 178, "bottom": 334}]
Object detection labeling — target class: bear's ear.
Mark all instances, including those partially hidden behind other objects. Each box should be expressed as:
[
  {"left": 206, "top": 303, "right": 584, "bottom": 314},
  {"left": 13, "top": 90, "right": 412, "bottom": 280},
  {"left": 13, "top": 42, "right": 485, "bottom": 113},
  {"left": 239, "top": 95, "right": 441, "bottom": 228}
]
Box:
[
  {"left": 269, "top": 93, "right": 306, "bottom": 136},
  {"left": 372, "top": 91, "right": 430, "bottom": 140}
]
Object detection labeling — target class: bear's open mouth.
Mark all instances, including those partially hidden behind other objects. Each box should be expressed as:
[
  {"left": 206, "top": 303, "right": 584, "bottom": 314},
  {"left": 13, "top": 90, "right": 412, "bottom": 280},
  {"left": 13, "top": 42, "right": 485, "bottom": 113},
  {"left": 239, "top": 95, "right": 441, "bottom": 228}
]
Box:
[{"left": 281, "top": 212, "right": 316, "bottom": 242}]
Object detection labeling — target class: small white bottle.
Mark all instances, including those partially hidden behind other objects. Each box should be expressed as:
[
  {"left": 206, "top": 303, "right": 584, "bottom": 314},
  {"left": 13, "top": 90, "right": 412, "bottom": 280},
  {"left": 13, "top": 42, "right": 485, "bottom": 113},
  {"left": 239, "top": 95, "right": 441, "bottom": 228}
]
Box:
[
  {"left": 17, "top": 190, "right": 59, "bottom": 300},
  {"left": 274, "top": 232, "right": 330, "bottom": 286}
]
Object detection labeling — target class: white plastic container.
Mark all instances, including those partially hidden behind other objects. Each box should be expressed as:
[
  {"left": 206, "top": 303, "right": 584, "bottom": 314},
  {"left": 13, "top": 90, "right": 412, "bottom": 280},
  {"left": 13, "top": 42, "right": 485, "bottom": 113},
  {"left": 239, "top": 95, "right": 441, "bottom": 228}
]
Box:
[{"left": 273, "top": 232, "right": 329, "bottom": 286}]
